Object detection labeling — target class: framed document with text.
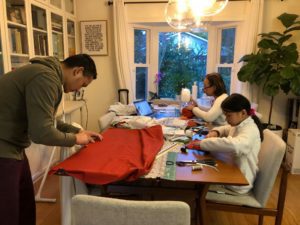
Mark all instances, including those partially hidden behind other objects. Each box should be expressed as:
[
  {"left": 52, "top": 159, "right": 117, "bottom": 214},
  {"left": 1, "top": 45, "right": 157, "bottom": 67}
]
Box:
[{"left": 80, "top": 20, "right": 108, "bottom": 56}]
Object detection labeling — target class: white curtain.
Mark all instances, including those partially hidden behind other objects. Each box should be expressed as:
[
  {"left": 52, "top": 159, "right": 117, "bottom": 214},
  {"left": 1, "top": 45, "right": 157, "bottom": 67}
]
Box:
[
  {"left": 113, "top": 0, "right": 134, "bottom": 103},
  {"left": 240, "top": 0, "right": 264, "bottom": 104}
]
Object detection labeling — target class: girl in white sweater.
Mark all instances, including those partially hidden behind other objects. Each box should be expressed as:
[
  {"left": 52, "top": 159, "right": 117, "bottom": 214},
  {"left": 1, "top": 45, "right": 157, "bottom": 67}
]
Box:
[
  {"left": 186, "top": 73, "right": 228, "bottom": 125},
  {"left": 186, "top": 93, "right": 264, "bottom": 194}
]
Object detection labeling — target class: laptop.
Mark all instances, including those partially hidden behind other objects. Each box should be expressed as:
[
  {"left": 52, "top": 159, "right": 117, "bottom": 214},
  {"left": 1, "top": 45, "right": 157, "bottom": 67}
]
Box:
[{"left": 133, "top": 100, "right": 178, "bottom": 119}]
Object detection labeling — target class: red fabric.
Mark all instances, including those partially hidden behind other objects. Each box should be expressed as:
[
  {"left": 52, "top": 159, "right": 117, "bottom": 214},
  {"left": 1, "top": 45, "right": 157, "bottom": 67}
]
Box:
[
  {"left": 187, "top": 120, "right": 198, "bottom": 127},
  {"left": 50, "top": 125, "right": 164, "bottom": 185},
  {"left": 185, "top": 140, "right": 201, "bottom": 150},
  {"left": 181, "top": 108, "right": 194, "bottom": 119}
]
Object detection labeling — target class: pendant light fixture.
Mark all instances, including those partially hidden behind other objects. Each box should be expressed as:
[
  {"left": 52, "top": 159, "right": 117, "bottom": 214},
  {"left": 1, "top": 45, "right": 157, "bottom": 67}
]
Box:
[{"left": 165, "top": 0, "right": 228, "bottom": 30}]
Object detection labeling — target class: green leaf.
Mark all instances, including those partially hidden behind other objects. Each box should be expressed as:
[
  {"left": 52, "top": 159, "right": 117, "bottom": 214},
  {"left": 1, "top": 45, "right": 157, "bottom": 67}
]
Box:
[
  {"left": 278, "top": 34, "right": 292, "bottom": 44},
  {"left": 291, "top": 77, "right": 300, "bottom": 96},
  {"left": 280, "top": 44, "right": 299, "bottom": 64},
  {"left": 238, "top": 54, "right": 255, "bottom": 63},
  {"left": 237, "top": 63, "right": 257, "bottom": 83},
  {"left": 280, "top": 80, "right": 291, "bottom": 94},
  {"left": 277, "top": 13, "right": 299, "bottom": 28},
  {"left": 264, "top": 84, "right": 279, "bottom": 96},
  {"left": 268, "top": 72, "right": 281, "bottom": 85},
  {"left": 284, "top": 25, "right": 300, "bottom": 34},
  {"left": 280, "top": 66, "right": 295, "bottom": 79},
  {"left": 258, "top": 39, "right": 278, "bottom": 50},
  {"left": 259, "top": 32, "right": 282, "bottom": 40}
]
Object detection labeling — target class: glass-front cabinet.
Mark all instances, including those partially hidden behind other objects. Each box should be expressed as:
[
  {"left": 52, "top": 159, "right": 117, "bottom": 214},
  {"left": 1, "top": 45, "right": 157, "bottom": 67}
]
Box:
[
  {"left": 31, "top": 4, "right": 48, "bottom": 56},
  {"left": 6, "top": 0, "right": 29, "bottom": 70},
  {"left": 51, "top": 12, "right": 64, "bottom": 60},
  {"left": 0, "top": 0, "right": 77, "bottom": 74}
]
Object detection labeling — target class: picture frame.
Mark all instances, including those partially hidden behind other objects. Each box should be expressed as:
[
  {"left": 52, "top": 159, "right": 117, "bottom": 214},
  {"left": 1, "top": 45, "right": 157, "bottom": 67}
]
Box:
[{"left": 80, "top": 20, "right": 108, "bottom": 56}]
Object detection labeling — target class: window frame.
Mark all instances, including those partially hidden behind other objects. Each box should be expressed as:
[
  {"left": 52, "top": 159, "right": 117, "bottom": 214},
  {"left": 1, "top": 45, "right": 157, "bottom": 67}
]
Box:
[
  {"left": 130, "top": 25, "right": 151, "bottom": 100},
  {"left": 130, "top": 21, "right": 243, "bottom": 99}
]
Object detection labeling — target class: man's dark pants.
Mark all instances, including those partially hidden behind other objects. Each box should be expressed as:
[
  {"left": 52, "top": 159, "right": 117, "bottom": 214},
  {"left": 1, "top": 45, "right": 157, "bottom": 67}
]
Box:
[{"left": 0, "top": 155, "right": 36, "bottom": 225}]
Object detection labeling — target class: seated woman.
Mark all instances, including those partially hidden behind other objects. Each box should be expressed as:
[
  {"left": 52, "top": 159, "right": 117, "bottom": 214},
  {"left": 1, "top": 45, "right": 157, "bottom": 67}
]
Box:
[
  {"left": 185, "top": 73, "right": 228, "bottom": 125},
  {"left": 186, "top": 93, "right": 264, "bottom": 194}
]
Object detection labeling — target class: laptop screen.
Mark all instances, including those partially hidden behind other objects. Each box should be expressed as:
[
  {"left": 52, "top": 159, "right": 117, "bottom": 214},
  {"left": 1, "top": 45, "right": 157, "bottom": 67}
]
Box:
[{"left": 134, "top": 100, "right": 153, "bottom": 116}]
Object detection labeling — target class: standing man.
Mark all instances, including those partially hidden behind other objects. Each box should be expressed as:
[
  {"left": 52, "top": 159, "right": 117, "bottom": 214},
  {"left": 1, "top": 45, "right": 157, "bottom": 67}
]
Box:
[{"left": 0, "top": 54, "right": 103, "bottom": 225}]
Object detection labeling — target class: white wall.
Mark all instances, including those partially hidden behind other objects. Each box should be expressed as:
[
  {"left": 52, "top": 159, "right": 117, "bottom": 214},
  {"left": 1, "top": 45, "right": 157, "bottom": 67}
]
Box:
[
  {"left": 257, "top": 0, "right": 300, "bottom": 128},
  {"left": 76, "top": 0, "right": 118, "bottom": 132}
]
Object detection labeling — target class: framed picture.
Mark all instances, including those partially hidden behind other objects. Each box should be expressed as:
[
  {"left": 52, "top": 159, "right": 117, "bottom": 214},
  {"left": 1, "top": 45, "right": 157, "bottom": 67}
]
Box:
[{"left": 80, "top": 20, "right": 108, "bottom": 56}]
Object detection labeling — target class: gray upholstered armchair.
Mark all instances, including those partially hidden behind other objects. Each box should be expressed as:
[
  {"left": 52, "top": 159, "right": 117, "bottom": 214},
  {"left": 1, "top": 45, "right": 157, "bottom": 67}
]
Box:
[{"left": 205, "top": 129, "right": 288, "bottom": 225}]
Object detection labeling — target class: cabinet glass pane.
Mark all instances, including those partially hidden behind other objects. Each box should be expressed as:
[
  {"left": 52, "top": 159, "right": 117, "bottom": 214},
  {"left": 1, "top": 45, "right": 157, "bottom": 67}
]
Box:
[
  {"left": 65, "top": 0, "right": 74, "bottom": 14},
  {"left": 50, "top": 0, "right": 61, "bottom": 9},
  {"left": 11, "top": 55, "right": 29, "bottom": 71},
  {"left": 8, "top": 26, "right": 28, "bottom": 54},
  {"left": 32, "top": 5, "right": 48, "bottom": 56},
  {"left": 6, "top": 0, "right": 27, "bottom": 25},
  {"left": 67, "top": 20, "right": 75, "bottom": 56},
  {"left": 51, "top": 13, "right": 64, "bottom": 60}
]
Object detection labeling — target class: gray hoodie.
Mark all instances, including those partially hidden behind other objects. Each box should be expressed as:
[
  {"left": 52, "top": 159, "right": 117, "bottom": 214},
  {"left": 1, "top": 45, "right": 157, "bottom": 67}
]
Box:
[{"left": 0, "top": 57, "right": 80, "bottom": 160}]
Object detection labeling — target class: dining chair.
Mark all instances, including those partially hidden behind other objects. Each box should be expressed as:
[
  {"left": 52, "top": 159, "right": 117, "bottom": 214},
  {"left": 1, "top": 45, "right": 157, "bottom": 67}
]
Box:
[
  {"left": 72, "top": 195, "right": 191, "bottom": 225},
  {"left": 205, "top": 129, "right": 288, "bottom": 225}
]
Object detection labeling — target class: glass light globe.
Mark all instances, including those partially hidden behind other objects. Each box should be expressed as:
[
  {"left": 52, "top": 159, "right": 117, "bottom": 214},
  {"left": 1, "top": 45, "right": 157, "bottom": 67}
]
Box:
[{"left": 165, "top": 0, "right": 195, "bottom": 30}]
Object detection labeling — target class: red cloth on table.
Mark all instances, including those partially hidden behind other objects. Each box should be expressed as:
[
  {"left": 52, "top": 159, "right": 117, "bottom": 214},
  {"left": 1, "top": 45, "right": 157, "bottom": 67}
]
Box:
[{"left": 50, "top": 125, "right": 164, "bottom": 185}]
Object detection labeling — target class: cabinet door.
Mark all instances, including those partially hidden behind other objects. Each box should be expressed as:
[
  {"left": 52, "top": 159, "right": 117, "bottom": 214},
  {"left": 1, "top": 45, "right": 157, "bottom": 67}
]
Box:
[
  {"left": 6, "top": 0, "right": 29, "bottom": 70},
  {"left": 31, "top": 4, "right": 48, "bottom": 56},
  {"left": 67, "top": 19, "right": 75, "bottom": 56},
  {"left": 51, "top": 12, "right": 64, "bottom": 60}
]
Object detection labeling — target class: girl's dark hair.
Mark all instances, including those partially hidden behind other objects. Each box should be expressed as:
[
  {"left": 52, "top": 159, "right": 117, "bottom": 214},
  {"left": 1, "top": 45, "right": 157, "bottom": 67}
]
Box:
[
  {"left": 221, "top": 93, "right": 264, "bottom": 141},
  {"left": 62, "top": 54, "right": 97, "bottom": 79},
  {"left": 206, "top": 73, "right": 227, "bottom": 97}
]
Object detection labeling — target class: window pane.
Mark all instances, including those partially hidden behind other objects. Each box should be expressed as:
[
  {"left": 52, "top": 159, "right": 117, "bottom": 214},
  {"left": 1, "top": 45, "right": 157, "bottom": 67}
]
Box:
[
  {"left": 134, "top": 29, "right": 147, "bottom": 64},
  {"left": 220, "top": 28, "right": 236, "bottom": 64},
  {"left": 158, "top": 32, "right": 208, "bottom": 98},
  {"left": 136, "top": 67, "right": 148, "bottom": 99},
  {"left": 218, "top": 67, "right": 231, "bottom": 94}
]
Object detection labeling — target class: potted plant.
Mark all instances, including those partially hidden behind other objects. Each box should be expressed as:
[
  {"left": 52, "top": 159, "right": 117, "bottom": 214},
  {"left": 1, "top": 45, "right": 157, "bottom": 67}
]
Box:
[{"left": 237, "top": 12, "right": 300, "bottom": 130}]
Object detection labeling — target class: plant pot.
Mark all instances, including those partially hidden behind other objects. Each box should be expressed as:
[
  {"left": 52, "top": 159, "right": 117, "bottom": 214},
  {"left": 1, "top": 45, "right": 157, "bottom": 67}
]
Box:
[{"left": 262, "top": 123, "right": 283, "bottom": 138}]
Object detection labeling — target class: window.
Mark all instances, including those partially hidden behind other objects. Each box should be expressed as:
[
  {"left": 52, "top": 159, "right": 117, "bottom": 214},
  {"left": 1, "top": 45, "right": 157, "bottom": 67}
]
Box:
[
  {"left": 216, "top": 27, "right": 236, "bottom": 94},
  {"left": 134, "top": 29, "right": 149, "bottom": 100},
  {"left": 132, "top": 23, "right": 238, "bottom": 100},
  {"left": 158, "top": 32, "right": 208, "bottom": 98}
]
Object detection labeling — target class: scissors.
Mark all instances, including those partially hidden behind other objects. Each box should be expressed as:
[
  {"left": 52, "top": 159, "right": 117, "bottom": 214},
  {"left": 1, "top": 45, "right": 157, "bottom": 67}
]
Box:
[{"left": 173, "top": 159, "right": 219, "bottom": 171}]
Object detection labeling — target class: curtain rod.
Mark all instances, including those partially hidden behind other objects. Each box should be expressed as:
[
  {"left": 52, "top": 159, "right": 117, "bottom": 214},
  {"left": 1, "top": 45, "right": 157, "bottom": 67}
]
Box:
[
  {"left": 108, "top": 0, "right": 168, "bottom": 5},
  {"left": 107, "top": 0, "right": 249, "bottom": 6}
]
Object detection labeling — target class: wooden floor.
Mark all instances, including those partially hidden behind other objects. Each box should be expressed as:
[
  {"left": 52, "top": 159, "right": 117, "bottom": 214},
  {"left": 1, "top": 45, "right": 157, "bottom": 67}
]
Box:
[{"left": 35, "top": 171, "right": 300, "bottom": 225}]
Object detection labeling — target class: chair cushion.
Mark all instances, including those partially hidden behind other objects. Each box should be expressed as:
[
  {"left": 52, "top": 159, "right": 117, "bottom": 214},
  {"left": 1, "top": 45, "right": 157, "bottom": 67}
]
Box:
[{"left": 206, "top": 191, "right": 262, "bottom": 208}]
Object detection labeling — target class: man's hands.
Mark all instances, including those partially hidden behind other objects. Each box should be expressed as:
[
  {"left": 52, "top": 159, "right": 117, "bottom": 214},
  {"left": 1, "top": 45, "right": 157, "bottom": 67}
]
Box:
[{"left": 75, "top": 130, "right": 103, "bottom": 145}]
